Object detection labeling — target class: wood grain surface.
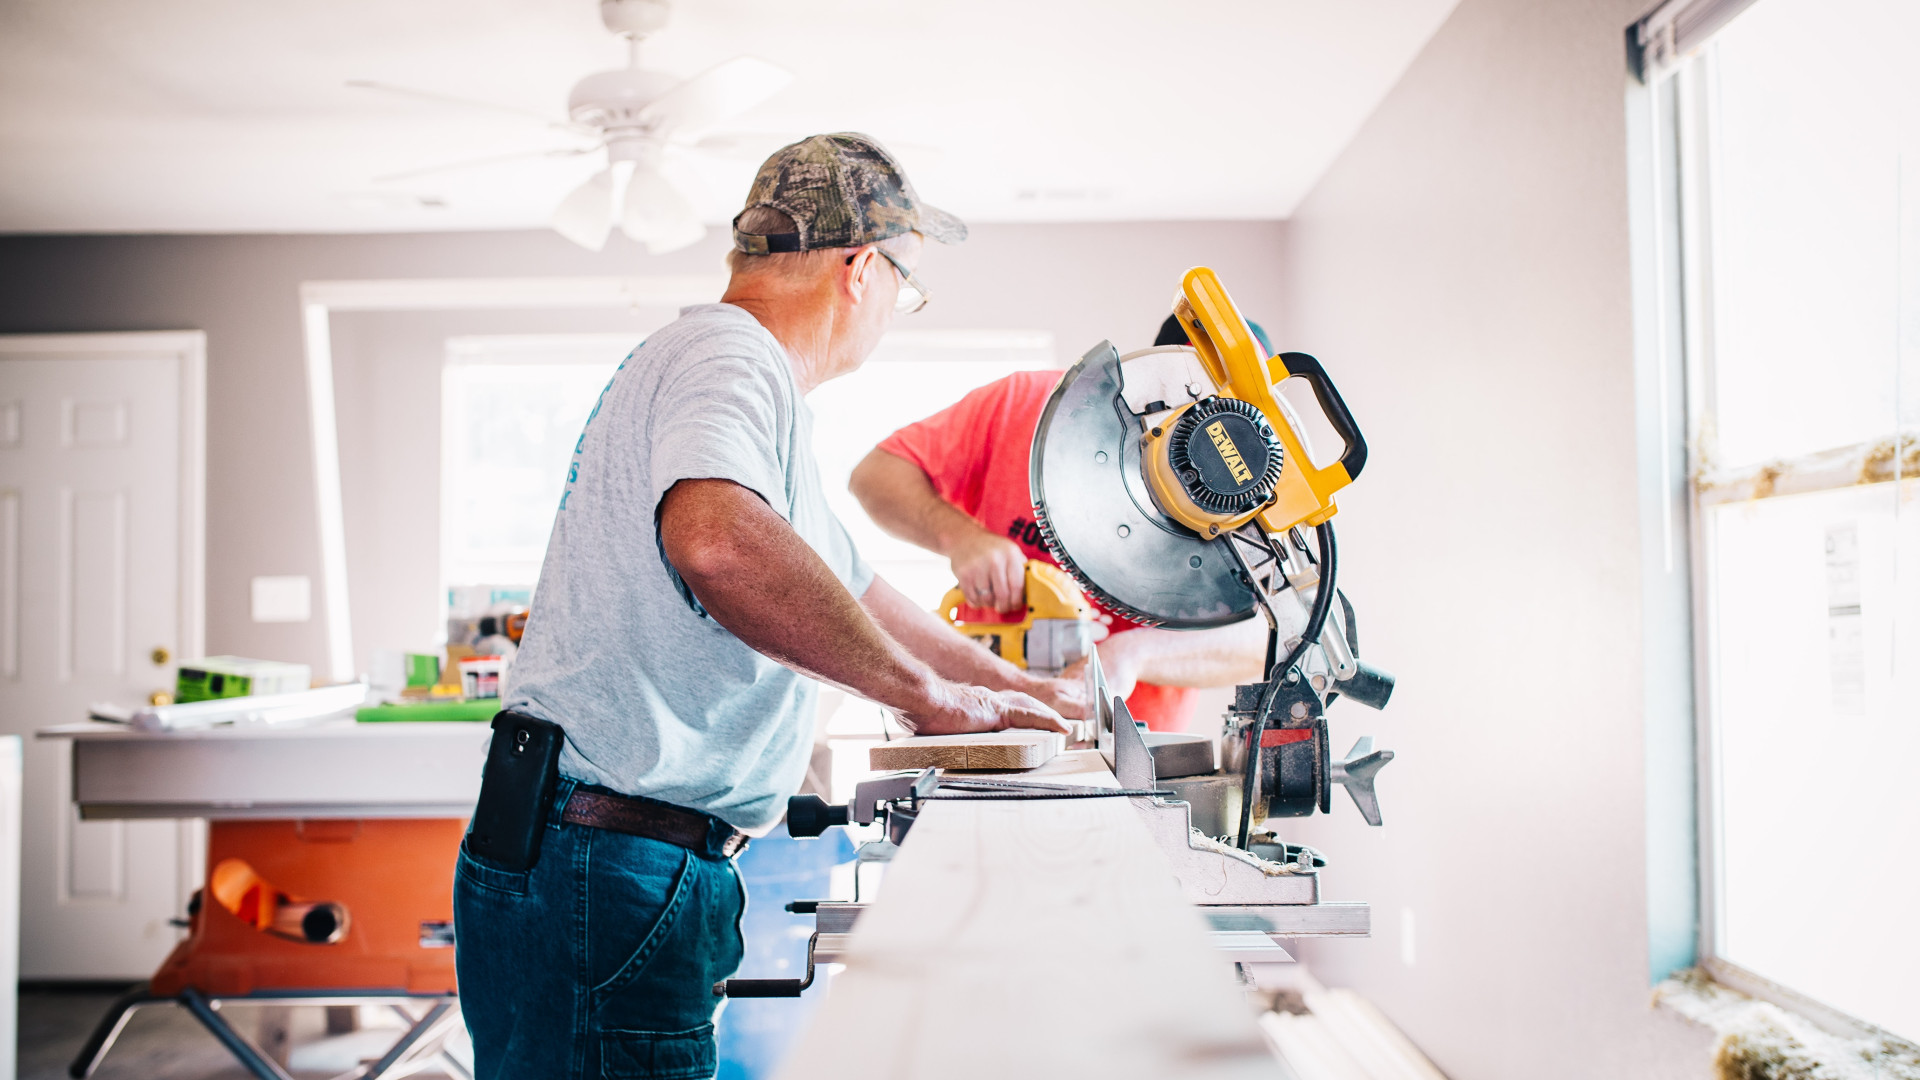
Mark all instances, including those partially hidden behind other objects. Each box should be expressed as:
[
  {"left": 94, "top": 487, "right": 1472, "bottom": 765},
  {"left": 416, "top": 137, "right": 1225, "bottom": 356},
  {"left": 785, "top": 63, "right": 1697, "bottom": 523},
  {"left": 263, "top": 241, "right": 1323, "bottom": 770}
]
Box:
[
  {"left": 777, "top": 750, "right": 1282, "bottom": 1080},
  {"left": 867, "top": 730, "right": 1064, "bottom": 771}
]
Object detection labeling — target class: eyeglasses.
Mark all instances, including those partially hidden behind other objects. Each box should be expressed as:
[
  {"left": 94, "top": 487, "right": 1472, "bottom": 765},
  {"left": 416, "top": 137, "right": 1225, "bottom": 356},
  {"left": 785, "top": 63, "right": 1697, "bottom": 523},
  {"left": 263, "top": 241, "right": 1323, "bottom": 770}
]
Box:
[{"left": 873, "top": 247, "right": 932, "bottom": 314}]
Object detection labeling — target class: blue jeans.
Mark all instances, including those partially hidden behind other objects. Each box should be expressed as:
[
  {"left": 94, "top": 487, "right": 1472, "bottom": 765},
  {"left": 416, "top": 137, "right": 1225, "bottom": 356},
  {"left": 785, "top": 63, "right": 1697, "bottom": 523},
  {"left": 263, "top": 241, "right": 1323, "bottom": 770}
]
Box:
[{"left": 454, "top": 778, "right": 747, "bottom": 1080}]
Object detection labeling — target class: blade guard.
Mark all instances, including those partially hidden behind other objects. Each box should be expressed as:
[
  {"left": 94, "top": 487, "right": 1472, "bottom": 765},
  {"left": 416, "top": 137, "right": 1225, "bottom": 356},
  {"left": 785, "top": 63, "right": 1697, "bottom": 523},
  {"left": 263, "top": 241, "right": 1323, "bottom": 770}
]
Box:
[{"left": 1174, "top": 267, "right": 1368, "bottom": 531}]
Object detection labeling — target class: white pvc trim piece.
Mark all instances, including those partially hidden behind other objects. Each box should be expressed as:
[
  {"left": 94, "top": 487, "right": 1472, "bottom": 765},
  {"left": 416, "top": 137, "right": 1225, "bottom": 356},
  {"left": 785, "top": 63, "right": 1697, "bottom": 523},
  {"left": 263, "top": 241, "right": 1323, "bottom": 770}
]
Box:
[{"left": 300, "top": 303, "right": 355, "bottom": 683}]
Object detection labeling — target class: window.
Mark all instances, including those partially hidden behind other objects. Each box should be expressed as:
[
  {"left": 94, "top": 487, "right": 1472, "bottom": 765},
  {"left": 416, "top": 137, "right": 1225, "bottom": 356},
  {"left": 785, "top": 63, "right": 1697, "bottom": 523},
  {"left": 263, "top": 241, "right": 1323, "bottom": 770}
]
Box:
[
  {"left": 1643, "top": 0, "right": 1919, "bottom": 1039},
  {"left": 441, "top": 335, "right": 636, "bottom": 593},
  {"left": 439, "top": 327, "right": 1058, "bottom": 798}
]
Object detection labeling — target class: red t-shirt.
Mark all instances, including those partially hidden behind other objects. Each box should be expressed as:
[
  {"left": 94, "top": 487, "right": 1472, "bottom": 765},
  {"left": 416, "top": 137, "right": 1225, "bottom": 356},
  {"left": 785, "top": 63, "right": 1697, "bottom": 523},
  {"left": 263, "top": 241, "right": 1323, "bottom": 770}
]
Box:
[{"left": 876, "top": 370, "right": 1199, "bottom": 732}]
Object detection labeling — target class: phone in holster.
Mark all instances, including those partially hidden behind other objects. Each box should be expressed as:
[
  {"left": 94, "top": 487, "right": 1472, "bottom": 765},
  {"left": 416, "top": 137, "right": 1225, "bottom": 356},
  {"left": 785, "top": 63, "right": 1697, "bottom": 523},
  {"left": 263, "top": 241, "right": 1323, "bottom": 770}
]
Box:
[{"left": 466, "top": 711, "right": 564, "bottom": 872}]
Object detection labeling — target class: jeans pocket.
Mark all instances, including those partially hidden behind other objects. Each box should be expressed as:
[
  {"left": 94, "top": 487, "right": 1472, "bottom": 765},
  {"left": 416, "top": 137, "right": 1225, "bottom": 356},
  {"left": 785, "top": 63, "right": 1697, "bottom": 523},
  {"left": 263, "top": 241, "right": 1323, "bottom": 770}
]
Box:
[
  {"left": 599, "top": 1023, "right": 716, "bottom": 1080},
  {"left": 589, "top": 839, "right": 695, "bottom": 1002},
  {"left": 456, "top": 840, "right": 532, "bottom": 897}
]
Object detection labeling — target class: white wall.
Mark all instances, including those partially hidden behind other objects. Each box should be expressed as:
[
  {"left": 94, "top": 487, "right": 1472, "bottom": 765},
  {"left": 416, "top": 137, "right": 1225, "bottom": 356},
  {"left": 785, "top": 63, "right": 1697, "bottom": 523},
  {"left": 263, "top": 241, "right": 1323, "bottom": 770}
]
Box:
[
  {"left": 0, "top": 222, "right": 1283, "bottom": 675},
  {"left": 1277, "top": 0, "right": 1713, "bottom": 1076}
]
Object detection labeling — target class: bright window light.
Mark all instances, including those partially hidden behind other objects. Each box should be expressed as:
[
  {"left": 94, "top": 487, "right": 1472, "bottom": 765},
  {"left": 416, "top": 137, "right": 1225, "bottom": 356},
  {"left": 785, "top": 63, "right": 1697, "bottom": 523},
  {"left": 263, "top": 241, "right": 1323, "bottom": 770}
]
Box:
[
  {"left": 441, "top": 335, "right": 639, "bottom": 591},
  {"left": 1662, "top": 0, "right": 1920, "bottom": 1039},
  {"left": 438, "top": 327, "right": 1058, "bottom": 788}
]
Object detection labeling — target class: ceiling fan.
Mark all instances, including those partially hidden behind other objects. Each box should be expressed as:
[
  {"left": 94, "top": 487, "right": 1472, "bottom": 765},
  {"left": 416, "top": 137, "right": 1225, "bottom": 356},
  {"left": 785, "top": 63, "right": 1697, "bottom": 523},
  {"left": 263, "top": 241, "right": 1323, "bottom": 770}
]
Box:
[{"left": 350, "top": 0, "right": 791, "bottom": 253}]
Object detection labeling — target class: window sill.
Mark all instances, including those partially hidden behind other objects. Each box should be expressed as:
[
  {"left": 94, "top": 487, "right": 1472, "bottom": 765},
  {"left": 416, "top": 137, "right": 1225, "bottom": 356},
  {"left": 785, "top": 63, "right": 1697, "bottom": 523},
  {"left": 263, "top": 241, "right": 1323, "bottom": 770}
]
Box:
[{"left": 1654, "top": 960, "right": 1920, "bottom": 1079}]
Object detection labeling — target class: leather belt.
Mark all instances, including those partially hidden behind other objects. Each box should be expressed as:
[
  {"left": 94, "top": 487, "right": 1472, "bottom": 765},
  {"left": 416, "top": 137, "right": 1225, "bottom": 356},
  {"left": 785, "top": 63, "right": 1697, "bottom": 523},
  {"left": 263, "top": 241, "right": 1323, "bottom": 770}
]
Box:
[{"left": 561, "top": 789, "right": 749, "bottom": 858}]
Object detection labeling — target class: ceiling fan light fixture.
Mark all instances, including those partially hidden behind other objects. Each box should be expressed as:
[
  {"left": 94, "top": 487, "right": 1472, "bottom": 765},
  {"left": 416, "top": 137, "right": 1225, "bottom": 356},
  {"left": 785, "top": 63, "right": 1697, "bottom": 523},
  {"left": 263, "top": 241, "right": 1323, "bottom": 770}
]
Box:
[
  {"left": 600, "top": 0, "right": 671, "bottom": 38},
  {"left": 619, "top": 163, "right": 706, "bottom": 254},
  {"left": 551, "top": 166, "right": 617, "bottom": 251}
]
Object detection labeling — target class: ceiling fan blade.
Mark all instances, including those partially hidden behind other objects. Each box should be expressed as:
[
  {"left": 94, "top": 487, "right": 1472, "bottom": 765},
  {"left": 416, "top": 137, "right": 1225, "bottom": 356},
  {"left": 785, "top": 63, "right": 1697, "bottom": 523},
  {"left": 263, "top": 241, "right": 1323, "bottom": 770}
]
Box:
[
  {"left": 372, "top": 146, "right": 600, "bottom": 184},
  {"left": 346, "top": 79, "right": 583, "bottom": 133},
  {"left": 552, "top": 167, "right": 617, "bottom": 251},
  {"left": 683, "top": 131, "right": 943, "bottom": 168},
  {"left": 620, "top": 165, "right": 707, "bottom": 254},
  {"left": 681, "top": 131, "right": 794, "bottom": 158},
  {"left": 637, "top": 57, "right": 792, "bottom": 139}
]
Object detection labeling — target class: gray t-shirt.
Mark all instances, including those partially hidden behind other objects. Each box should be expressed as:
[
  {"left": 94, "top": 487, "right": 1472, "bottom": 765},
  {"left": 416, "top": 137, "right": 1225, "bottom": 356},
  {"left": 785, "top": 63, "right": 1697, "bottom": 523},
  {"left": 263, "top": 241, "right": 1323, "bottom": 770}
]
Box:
[{"left": 504, "top": 303, "right": 872, "bottom": 832}]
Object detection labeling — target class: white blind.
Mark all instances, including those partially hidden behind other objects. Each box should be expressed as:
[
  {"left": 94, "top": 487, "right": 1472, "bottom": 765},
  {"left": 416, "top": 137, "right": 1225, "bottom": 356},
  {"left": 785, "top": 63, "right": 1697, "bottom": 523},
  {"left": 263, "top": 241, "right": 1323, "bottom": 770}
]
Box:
[{"left": 1632, "top": 0, "right": 1764, "bottom": 80}]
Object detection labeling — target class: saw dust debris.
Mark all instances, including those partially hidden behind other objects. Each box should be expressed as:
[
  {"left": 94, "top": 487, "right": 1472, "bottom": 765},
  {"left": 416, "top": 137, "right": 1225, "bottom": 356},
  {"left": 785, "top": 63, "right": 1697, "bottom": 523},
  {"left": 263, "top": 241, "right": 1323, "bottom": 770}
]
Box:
[{"left": 1655, "top": 969, "right": 1920, "bottom": 1080}]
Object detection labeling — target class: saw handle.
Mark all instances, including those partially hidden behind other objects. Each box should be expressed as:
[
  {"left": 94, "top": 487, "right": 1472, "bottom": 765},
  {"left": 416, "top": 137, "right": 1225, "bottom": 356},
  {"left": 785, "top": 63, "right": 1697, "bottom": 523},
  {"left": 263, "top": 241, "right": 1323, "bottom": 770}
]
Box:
[{"left": 1272, "top": 351, "right": 1368, "bottom": 482}]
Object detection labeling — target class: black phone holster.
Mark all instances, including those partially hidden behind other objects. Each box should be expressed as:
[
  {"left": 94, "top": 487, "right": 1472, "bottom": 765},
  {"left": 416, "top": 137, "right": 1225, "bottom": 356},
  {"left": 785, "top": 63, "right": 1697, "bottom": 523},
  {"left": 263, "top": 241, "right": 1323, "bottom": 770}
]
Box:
[{"left": 465, "top": 711, "right": 565, "bottom": 872}]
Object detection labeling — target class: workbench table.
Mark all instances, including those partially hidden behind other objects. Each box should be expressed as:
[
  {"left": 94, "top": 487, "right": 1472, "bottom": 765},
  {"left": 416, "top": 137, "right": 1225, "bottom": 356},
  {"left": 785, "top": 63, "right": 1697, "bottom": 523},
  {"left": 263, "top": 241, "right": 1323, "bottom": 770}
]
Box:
[{"left": 40, "top": 720, "right": 489, "bottom": 821}]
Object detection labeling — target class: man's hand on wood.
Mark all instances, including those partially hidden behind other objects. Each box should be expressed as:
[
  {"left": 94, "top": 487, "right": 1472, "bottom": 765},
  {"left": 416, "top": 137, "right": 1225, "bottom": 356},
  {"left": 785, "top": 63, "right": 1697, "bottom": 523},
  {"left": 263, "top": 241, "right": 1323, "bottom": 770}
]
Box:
[{"left": 900, "top": 682, "right": 1069, "bottom": 737}]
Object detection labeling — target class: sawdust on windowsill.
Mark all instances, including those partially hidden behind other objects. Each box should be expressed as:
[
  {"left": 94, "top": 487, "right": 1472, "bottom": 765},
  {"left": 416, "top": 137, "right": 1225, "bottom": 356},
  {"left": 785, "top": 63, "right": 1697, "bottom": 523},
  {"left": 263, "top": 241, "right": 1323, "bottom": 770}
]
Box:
[{"left": 1655, "top": 968, "right": 1920, "bottom": 1080}]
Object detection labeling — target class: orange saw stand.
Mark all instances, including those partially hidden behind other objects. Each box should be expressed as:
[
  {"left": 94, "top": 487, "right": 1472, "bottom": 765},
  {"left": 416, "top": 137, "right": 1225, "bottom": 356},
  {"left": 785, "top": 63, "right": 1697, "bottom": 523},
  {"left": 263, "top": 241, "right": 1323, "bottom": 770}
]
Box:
[
  {"left": 148, "top": 818, "right": 465, "bottom": 998},
  {"left": 72, "top": 818, "right": 469, "bottom": 1080},
  {"left": 44, "top": 718, "right": 493, "bottom": 1080}
]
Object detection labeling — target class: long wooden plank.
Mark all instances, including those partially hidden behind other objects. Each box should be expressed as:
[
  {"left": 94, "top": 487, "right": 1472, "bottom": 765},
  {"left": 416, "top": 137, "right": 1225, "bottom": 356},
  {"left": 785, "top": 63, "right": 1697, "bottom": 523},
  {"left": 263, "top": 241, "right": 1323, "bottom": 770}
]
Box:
[
  {"left": 867, "top": 731, "right": 1063, "bottom": 771},
  {"left": 777, "top": 751, "right": 1282, "bottom": 1079}
]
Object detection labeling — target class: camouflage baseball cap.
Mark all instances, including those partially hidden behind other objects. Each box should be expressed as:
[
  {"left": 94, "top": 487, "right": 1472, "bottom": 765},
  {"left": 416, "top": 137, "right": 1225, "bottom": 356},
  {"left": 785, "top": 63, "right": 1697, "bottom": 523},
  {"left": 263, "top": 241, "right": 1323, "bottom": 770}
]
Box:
[{"left": 732, "top": 132, "right": 967, "bottom": 254}]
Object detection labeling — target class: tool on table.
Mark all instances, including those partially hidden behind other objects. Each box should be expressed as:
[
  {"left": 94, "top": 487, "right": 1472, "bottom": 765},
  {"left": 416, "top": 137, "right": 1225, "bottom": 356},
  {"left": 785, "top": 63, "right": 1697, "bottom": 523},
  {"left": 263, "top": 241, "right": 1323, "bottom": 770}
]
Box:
[
  {"left": 1030, "top": 265, "right": 1397, "bottom": 847},
  {"left": 938, "top": 558, "right": 1096, "bottom": 677},
  {"left": 175, "top": 656, "right": 312, "bottom": 703}
]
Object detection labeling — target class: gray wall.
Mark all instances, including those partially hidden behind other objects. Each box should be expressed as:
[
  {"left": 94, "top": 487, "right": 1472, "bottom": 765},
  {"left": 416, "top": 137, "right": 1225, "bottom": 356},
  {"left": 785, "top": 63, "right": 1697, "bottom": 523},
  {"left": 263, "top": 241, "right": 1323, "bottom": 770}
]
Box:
[
  {"left": 1278, "top": 0, "right": 1712, "bottom": 1075},
  {"left": 0, "top": 222, "right": 1285, "bottom": 674}
]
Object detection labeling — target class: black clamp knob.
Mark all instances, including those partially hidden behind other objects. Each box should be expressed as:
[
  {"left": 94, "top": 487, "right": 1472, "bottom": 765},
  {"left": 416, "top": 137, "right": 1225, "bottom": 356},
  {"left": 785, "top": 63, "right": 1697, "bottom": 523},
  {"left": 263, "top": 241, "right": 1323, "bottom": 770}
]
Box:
[{"left": 785, "top": 794, "right": 849, "bottom": 838}]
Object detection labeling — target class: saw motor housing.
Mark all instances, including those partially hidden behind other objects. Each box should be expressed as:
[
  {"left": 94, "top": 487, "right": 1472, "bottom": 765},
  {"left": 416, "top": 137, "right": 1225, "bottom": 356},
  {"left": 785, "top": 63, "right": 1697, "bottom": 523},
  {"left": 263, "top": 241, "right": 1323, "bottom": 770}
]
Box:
[{"left": 1133, "top": 268, "right": 1368, "bottom": 538}]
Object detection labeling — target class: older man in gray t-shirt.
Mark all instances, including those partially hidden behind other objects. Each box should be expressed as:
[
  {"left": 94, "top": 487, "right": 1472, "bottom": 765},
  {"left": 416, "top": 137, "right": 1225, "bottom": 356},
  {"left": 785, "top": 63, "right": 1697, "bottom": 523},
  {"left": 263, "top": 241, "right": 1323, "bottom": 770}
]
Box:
[{"left": 454, "top": 134, "right": 1089, "bottom": 1080}]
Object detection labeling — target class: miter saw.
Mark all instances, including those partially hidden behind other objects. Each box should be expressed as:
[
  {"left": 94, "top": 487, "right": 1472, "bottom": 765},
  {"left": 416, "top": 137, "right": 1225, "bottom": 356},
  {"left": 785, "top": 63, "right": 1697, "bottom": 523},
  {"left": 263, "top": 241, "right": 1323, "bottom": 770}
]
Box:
[
  {"left": 1032, "top": 265, "right": 1397, "bottom": 849},
  {"left": 718, "top": 268, "right": 1400, "bottom": 999}
]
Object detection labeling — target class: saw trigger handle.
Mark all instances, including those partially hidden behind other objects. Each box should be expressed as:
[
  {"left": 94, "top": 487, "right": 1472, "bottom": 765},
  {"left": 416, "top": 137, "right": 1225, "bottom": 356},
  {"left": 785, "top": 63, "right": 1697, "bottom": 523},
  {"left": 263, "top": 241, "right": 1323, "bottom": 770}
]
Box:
[{"left": 1272, "top": 351, "right": 1368, "bottom": 482}]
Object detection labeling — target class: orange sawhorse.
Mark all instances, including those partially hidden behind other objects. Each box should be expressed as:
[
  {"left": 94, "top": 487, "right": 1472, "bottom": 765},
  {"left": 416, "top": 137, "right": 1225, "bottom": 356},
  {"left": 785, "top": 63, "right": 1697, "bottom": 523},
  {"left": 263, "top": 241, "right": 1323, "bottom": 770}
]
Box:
[{"left": 70, "top": 818, "right": 469, "bottom": 1080}]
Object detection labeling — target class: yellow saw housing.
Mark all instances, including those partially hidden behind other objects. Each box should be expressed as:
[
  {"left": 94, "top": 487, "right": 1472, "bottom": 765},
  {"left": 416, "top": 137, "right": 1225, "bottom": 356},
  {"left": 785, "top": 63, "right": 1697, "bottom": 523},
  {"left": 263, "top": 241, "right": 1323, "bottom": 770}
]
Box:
[{"left": 1142, "top": 267, "right": 1367, "bottom": 537}]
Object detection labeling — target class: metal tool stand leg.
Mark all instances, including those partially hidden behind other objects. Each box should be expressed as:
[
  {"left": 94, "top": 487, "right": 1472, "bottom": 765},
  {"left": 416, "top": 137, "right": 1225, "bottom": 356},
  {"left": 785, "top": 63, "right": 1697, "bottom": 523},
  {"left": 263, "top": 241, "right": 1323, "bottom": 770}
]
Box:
[
  {"left": 178, "top": 988, "right": 299, "bottom": 1080},
  {"left": 76, "top": 987, "right": 468, "bottom": 1080},
  {"left": 361, "top": 999, "right": 462, "bottom": 1080},
  {"left": 67, "top": 983, "right": 157, "bottom": 1079}
]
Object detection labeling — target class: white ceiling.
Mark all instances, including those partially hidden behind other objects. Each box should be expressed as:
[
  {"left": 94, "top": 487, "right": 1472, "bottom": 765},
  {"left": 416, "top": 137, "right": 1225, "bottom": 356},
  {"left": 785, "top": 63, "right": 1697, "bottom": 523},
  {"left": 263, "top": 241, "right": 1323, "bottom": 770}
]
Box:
[{"left": 0, "top": 0, "right": 1460, "bottom": 234}]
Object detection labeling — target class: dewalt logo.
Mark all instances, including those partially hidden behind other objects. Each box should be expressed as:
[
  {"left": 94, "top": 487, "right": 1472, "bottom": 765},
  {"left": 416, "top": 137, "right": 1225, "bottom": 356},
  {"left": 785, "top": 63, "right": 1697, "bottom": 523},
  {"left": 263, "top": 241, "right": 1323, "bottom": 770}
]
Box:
[{"left": 1205, "top": 420, "right": 1255, "bottom": 485}]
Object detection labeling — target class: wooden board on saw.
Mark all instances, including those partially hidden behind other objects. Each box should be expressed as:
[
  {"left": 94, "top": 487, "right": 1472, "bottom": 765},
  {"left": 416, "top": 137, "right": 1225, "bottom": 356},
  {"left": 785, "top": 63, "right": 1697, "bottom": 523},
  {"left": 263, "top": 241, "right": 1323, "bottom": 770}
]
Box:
[
  {"left": 868, "top": 731, "right": 1063, "bottom": 771},
  {"left": 779, "top": 747, "right": 1276, "bottom": 1080}
]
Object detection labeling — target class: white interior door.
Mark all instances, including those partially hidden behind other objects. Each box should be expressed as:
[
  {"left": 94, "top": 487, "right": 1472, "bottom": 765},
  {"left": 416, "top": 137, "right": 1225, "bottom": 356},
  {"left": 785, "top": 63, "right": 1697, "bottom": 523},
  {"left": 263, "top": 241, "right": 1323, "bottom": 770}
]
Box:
[{"left": 0, "top": 333, "right": 204, "bottom": 979}]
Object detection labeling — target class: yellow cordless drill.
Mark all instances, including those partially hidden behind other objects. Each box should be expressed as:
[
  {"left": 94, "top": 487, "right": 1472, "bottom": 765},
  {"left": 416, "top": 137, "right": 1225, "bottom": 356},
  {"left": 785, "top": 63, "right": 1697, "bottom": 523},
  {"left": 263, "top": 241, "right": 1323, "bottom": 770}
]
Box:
[{"left": 938, "top": 560, "right": 1097, "bottom": 677}]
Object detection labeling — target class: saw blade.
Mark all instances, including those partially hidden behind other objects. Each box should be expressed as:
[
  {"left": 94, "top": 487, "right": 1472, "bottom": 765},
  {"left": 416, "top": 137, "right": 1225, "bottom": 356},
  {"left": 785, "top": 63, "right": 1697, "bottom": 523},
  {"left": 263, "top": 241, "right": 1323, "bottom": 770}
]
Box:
[{"left": 1029, "top": 342, "right": 1257, "bottom": 629}]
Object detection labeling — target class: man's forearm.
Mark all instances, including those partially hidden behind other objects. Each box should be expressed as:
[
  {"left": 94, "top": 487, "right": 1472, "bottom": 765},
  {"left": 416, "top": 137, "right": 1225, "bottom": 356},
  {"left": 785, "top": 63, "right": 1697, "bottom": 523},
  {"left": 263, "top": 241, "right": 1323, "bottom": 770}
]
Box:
[
  {"left": 848, "top": 447, "right": 980, "bottom": 556},
  {"left": 1103, "top": 620, "right": 1269, "bottom": 688},
  {"left": 850, "top": 446, "right": 1028, "bottom": 612},
  {"left": 658, "top": 479, "right": 941, "bottom": 711}
]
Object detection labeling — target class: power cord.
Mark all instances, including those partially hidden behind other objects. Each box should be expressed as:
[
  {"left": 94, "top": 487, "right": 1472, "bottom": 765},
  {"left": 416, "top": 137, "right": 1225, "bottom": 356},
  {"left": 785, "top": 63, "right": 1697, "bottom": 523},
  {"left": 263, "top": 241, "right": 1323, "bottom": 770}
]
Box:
[{"left": 1236, "top": 521, "right": 1338, "bottom": 850}]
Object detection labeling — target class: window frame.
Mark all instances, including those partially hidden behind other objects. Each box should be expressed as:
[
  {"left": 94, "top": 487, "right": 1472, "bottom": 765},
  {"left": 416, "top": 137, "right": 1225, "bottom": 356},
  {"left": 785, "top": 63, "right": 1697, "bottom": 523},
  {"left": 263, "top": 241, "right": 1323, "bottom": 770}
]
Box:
[{"left": 1644, "top": 25, "right": 1919, "bottom": 1039}]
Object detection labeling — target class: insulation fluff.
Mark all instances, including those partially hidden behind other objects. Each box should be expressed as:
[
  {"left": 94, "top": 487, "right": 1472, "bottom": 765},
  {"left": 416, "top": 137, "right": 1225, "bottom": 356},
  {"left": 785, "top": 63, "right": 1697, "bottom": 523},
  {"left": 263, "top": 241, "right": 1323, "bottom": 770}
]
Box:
[{"left": 1655, "top": 969, "right": 1920, "bottom": 1080}]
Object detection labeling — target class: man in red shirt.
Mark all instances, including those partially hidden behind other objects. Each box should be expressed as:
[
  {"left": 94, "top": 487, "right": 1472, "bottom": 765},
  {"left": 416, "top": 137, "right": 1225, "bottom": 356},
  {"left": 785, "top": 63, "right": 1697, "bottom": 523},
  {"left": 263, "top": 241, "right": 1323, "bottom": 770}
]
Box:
[{"left": 849, "top": 316, "right": 1270, "bottom": 732}]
